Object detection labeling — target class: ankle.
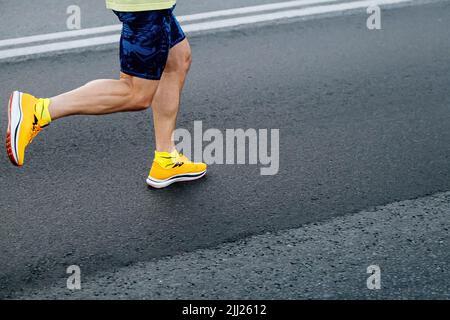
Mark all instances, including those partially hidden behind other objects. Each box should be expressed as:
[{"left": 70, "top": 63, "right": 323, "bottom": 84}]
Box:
[{"left": 155, "top": 145, "right": 176, "bottom": 153}]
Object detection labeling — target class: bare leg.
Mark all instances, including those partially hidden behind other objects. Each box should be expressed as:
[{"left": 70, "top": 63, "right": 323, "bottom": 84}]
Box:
[
  {"left": 48, "top": 73, "right": 160, "bottom": 120},
  {"left": 46, "top": 39, "right": 192, "bottom": 153},
  {"left": 151, "top": 39, "right": 192, "bottom": 152}
]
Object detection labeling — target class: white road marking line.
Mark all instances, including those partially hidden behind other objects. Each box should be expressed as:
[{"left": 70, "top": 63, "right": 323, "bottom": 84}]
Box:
[
  {"left": 178, "top": 0, "right": 338, "bottom": 22},
  {"left": 0, "top": 0, "right": 416, "bottom": 61},
  {"left": 0, "top": 0, "right": 338, "bottom": 49},
  {"left": 182, "top": 0, "right": 413, "bottom": 32},
  {"left": 0, "top": 25, "right": 122, "bottom": 49},
  {"left": 0, "top": 35, "right": 121, "bottom": 60}
]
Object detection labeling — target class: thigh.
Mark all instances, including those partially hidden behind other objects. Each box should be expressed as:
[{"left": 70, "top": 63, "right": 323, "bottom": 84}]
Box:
[{"left": 114, "top": 10, "right": 172, "bottom": 81}]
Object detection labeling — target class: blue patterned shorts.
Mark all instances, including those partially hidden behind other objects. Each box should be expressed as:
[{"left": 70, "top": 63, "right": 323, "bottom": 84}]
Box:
[{"left": 113, "top": 7, "right": 186, "bottom": 80}]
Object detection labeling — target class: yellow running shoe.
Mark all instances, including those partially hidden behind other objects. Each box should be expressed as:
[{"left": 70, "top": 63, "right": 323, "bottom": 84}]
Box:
[
  {"left": 6, "top": 91, "right": 50, "bottom": 166},
  {"left": 147, "top": 150, "right": 207, "bottom": 188}
]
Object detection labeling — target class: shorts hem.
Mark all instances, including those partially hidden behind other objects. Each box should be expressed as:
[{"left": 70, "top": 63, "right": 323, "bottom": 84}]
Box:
[
  {"left": 170, "top": 34, "right": 186, "bottom": 48},
  {"left": 120, "top": 69, "right": 162, "bottom": 81}
]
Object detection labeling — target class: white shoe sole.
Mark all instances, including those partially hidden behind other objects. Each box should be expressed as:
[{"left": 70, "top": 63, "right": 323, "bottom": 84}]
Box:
[
  {"left": 6, "top": 91, "right": 22, "bottom": 166},
  {"left": 146, "top": 170, "right": 207, "bottom": 189}
]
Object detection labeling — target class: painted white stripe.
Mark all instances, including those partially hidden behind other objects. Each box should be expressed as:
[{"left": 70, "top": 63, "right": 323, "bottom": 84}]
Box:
[
  {"left": 183, "top": 0, "right": 413, "bottom": 33},
  {"left": 0, "top": 25, "right": 122, "bottom": 48},
  {"left": 0, "top": 35, "right": 121, "bottom": 60},
  {"left": 0, "top": 0, "right": 415, "bottom": 61},
  {"left": 0, "top": 0, "right": 337, "bottom": 49},
  {"left": 178, "top": 0, "right": 338, "bottom": 22}
]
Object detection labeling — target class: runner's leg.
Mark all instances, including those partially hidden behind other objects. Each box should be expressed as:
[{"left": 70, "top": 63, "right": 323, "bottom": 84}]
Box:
[
  {"left": 48, "top": 74, "right": 159, "bottom": 120},
  {"left": 151, "top": 39, "right": 192, "bottom": 152}
]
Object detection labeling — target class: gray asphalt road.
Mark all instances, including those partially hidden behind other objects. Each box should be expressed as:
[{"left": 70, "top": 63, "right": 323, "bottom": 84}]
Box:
[
  {"left": 1, "top": 1, "right": 450, "bottom": 298},
  {"left": 19, "top": 192, "right": 450, "bottom": 299}
]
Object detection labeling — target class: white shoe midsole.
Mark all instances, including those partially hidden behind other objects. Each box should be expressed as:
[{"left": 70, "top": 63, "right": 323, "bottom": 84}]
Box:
[
  {"left": 10, "top": 91, "right": 22, "bottom": 163},
  {"left": 146, "top": 170, "right": 207, "bottom": 188}
]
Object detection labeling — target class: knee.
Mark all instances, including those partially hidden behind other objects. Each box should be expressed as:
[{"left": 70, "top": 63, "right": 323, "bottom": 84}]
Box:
[
  {"left": 120, "top": 78, "right": 154, "bottom": 111},
  {"left": 167, "top": 47, "right": 192, "bottom": 75},
  {"left": 183, "top": 50, "right": 193, "bottom": 73},
  {"left": 130, "top": 93, "right": 153, "bottom": 111}
]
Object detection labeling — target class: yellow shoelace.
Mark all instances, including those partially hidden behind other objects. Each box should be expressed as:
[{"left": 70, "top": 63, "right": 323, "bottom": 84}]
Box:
[
  {"left": 159, "top": 154, "right": 184, "bottom": 168},
  {"left": 29, "top": 124, "right": 42, "bottom": 144}
]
